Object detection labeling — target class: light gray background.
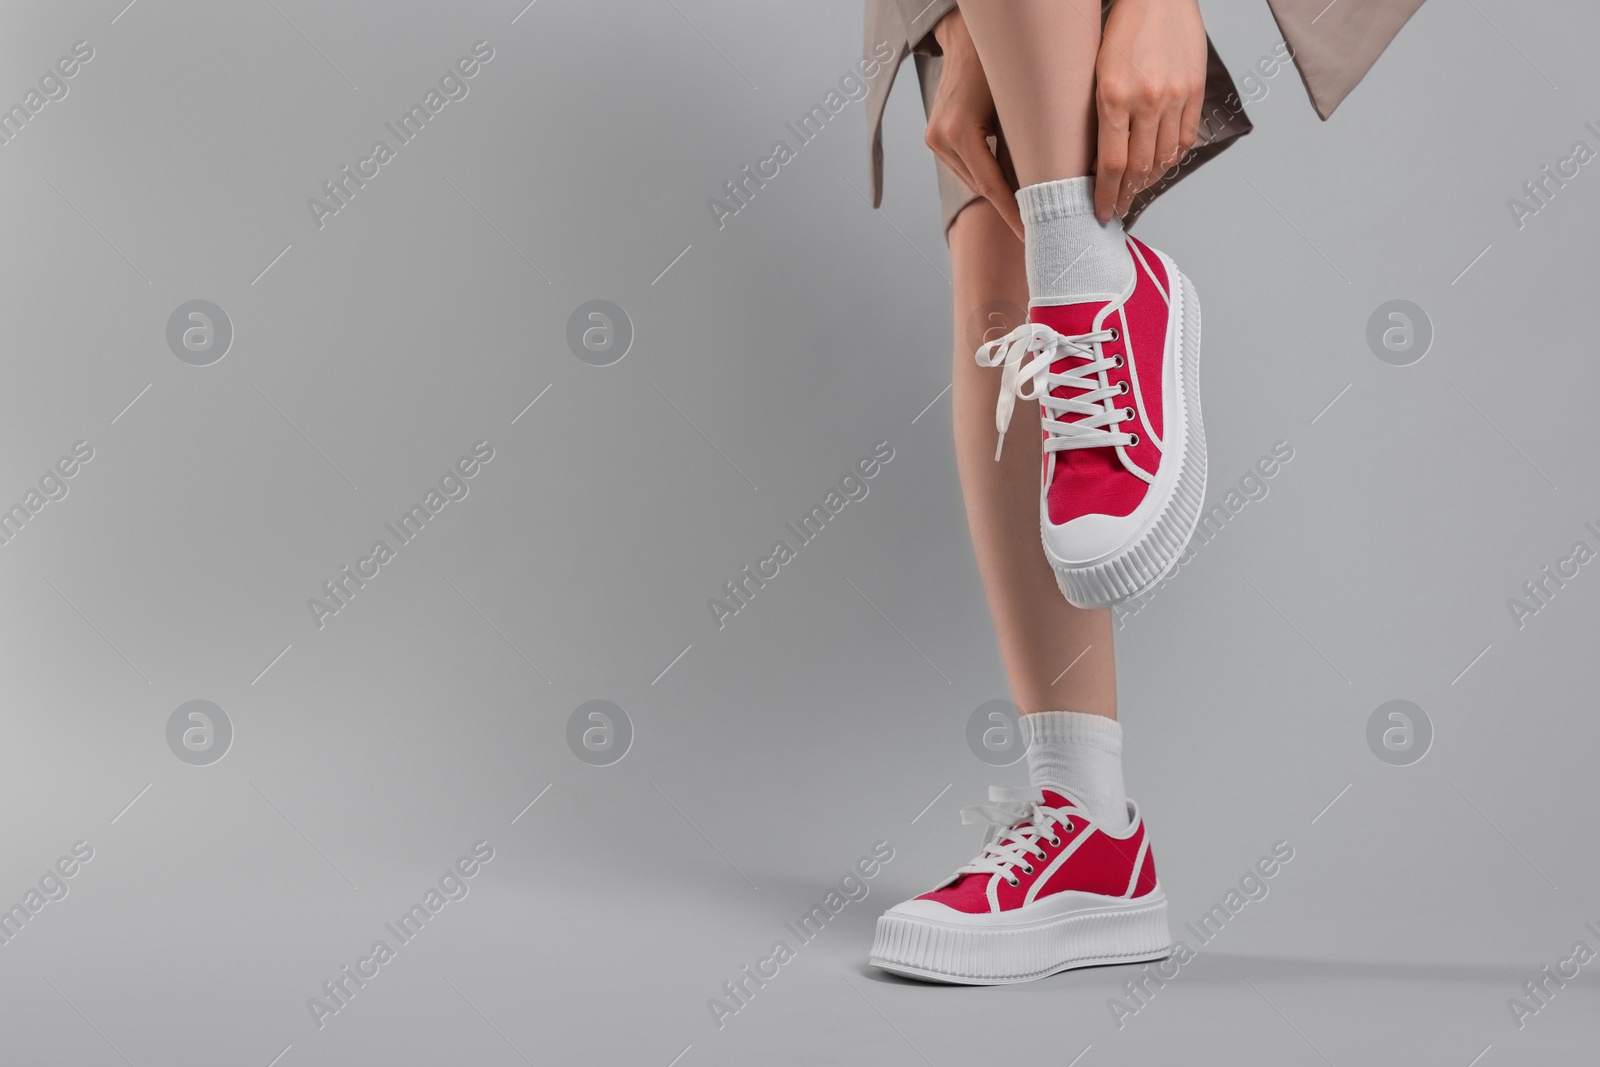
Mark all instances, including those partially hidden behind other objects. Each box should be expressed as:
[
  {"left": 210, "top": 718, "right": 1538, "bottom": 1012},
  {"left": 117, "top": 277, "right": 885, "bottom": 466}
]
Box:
[{"left": 1, "top": 0, "right": 1596, "bottom": 1064}]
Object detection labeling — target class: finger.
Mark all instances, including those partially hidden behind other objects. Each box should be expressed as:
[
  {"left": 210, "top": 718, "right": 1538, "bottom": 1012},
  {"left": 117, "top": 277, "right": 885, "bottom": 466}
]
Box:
[
  {"left": 1095, "top": 108, "right": 1130, "bottom": 224},
  {"left": 959, "top": 132, "right": 1024, "bottom": 240},
  {"left": 927, "top": 124, "right": 982, "bottom": 208},
  {"left": 1117, "top": 111, "right": 1159, "bottom": 217},
  {"left": 995, "top": 130, "right": 1020, "bottom": 190},
  {"left": 1151, "top": 107, "right": 1181, "bottom": 184},
  {"left": 1175, "top": 91, "right": 1203, "bottom": 165}
]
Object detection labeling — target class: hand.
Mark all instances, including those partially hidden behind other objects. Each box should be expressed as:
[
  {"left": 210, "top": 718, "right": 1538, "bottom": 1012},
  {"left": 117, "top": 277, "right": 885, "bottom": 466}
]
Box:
[
  {"left": 926, "top": 9, "right": 1024, "bottom": 240},
  {"left": 1094, "top": 0, "right": 1208, "bottom": 222}
]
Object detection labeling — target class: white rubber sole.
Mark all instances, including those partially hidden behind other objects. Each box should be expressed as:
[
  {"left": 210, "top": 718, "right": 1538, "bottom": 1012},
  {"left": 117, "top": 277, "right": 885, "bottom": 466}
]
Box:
[
  {"left": 869, "top": 890, "right": 1172, "bottom": 986},
  {"left": 1050, "top": 266, "right": 1206, "bottom": 609}
]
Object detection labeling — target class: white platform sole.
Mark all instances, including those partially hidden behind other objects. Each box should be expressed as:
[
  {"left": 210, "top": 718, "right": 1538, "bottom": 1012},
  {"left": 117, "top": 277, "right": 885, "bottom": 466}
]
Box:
[
  {"left": 869, "top": 890, "right": 1172, "bottom": 986},
  {"left": 1050, "top": 266, "right": 1206, "bottom": 609}
]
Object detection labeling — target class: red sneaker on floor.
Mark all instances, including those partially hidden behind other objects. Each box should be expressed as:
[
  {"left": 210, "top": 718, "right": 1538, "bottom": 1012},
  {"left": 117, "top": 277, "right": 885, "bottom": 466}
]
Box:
[
  {"left": 978, "top": 237, "right": 1206, "bottom": 608},
  {"left": 869, "top": 786, "right": 1170, "bottom": 984}
]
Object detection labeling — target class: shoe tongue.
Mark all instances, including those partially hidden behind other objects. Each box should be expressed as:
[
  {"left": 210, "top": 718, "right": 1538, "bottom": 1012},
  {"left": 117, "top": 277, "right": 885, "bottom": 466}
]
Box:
[
  {"left": 1029, "top": 300, "right": 1109, "bottom": 340},
  {"left": 1038, "top": 787, "right": 1086, "bottom": 813}
]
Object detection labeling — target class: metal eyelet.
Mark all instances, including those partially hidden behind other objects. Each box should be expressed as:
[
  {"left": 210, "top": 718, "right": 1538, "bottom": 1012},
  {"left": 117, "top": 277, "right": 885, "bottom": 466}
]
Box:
[
  {"left": 1118, "top": 381, "right": 1129, "bottom": 394},
  {"left": 1108, "top": 328, "right": 1120, "bottom": 341},
  {"left": 1127, "top": 434, "right": 1140, "bottom": 446},
  {"left": 1022, "top": 864, "right": 1034, "bottom": 875},
  {"left": 1114, "top": 355, "right": 1124, "bottom": 367},
  {"left": 1123, "top": 407, "right": 1136, "bottom": 421},
  {"left": 1048, "top": 835, "right": 1061, "bottom": 846},
  {"left": 1007, "top": 877, "right": 1020, "bottom": 887},
  {"left": 1063, "top": 820, "right": 1074, "bottom": 833}
]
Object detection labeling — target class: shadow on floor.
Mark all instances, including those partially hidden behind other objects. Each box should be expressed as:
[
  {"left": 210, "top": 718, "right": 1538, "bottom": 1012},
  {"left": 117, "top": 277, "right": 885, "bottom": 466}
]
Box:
[{"left": 853, "top": 952, "right": 1600, "bottom": 990}]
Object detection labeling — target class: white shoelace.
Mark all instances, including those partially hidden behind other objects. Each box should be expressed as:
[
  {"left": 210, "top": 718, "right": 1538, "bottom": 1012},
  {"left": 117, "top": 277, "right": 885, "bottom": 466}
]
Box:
[
  {"left": 975, "top": 323, "right": 1132, "bottom": 461},
  {"left": 953, "top": 786, "right": 1078, "bottom": 888}
]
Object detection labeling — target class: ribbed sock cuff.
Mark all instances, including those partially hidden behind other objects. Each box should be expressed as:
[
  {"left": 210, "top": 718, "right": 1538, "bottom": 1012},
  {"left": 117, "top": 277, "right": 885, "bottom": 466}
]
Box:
[
  {"left": 1016, "top": 176, "right": 1098, "bottom": 225},
  {"left": 1025, "top": 709, "right": 1122, "bottom": 755}
]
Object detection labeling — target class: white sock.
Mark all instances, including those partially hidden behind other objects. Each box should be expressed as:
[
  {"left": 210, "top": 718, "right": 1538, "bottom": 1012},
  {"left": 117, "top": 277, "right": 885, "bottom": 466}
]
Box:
[
  {"left": 1015, "top": 177, "right": 1133, "bottom": 303},
  {"left": 1024, "top": 710, "right": 1130, "bottom": 831}
]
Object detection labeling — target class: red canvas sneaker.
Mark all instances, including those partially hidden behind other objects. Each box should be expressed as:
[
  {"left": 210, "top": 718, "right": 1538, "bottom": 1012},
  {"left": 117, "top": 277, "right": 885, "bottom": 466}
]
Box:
[
  {"left": 977, "top": 237, "right": 1205, "bottom": 607},
  {"left": 869, "top": 787, "right": 1170, "bottom": 984}
]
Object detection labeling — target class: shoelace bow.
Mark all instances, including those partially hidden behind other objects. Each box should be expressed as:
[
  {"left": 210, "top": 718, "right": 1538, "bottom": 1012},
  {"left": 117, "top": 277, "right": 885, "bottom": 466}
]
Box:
[
  {"left": 975, "top": 323, "right": 1133, "bottom": 461},
  {"left": 954, "top": 786, "right": 1078, "bottom": 887}
]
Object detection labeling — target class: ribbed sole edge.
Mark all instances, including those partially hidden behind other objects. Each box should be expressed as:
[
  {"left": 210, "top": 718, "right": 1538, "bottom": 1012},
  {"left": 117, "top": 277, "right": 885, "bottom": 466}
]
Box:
[{"left": 868, "top": 893, "right": 1172, "bottom": 986}]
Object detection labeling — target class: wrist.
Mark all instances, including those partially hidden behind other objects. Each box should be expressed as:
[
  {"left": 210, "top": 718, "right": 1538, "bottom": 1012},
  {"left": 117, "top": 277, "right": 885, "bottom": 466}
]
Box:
[{"left": 932, "top": 9, "right": 964, "bottom": 53}]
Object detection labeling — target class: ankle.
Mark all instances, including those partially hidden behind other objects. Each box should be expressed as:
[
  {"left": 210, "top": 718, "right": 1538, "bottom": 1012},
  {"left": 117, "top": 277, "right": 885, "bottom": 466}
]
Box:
[
  {"left": 1024, "top": 709, "right": 1130, "bottom": 831},
  {"left": 1017, "top": 177, "right": 1133, "bottom": 302}
]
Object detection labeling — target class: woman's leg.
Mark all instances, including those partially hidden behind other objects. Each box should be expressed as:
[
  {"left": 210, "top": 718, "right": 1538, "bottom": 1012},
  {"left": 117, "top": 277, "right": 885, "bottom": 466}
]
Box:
[
  {"left": 948, "top": 198, "right": 1115, "bottom": 718},
  {"left": 946, "top": 2, "right": 1112, "bottom": 715},
  {"left": 867, "top": 7, "right": 1179, "bottom": 986},
  {"left": 955, "top": 0, "right": 1103, "bottom": 188}
]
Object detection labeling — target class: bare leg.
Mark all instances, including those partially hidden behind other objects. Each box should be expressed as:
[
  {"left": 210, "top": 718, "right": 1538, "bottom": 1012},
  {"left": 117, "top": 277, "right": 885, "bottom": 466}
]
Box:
[
  {"left": 948, "top": 198, "right": 1115, "bottom": 717},
  {"left": 956, "top": 0, "right": 1102, "bottom": 187}
]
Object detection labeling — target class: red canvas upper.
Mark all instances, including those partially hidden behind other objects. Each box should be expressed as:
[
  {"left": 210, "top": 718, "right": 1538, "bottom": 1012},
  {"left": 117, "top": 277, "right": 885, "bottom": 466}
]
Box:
[
  {"left": 1032, "top": 237, "right": 1174, "bottom": 526},
  {"left": 917, "top": 789, "right": 1158, "bottom": 914}
]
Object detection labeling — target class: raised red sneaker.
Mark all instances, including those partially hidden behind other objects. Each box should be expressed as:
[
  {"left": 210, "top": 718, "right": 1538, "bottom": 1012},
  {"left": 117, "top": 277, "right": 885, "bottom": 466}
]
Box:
[
  {"left": 978, "top": 237, "right": 1205, "bottom": 608},
  {"left": 869, "top": 786, "right": 1170, "bottom": 984}
]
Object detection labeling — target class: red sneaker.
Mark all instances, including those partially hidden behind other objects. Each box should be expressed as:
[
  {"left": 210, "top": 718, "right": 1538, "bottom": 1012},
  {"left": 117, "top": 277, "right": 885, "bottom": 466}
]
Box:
[
  {"left": 978, "top": 237, "right": 1205, "bottom": 608},
  {"left": 870, "top": 787, "right": 1170, "bottom": 984}
]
